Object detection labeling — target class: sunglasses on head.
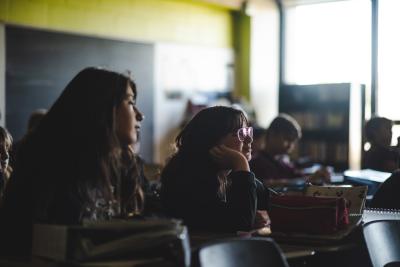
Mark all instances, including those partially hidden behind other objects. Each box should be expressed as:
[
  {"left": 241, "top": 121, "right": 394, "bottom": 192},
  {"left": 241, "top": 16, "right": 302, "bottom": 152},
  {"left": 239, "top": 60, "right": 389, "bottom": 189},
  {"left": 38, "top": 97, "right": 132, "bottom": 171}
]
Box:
[{"left": 236, "top": 127, "right": 253, "bottom": 142}]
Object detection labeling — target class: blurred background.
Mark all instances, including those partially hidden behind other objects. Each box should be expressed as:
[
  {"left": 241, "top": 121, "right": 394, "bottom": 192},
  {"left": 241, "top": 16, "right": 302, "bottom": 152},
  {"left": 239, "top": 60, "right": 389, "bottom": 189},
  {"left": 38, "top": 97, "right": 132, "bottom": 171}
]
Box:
[{"left": 0, "top": 0, "right": 398, "bottom": 171}]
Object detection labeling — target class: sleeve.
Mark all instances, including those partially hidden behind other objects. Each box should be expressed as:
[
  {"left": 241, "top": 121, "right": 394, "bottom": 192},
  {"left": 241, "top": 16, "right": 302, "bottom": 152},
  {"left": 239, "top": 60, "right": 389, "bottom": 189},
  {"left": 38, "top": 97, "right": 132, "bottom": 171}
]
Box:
[
  {"left": 255, "top": 178, "right": 270, "bottom": 211},
  {"left": 173, "top": 170, "right": 257, "bottom": 232},
  {"left": 224, "top": 171, "right": 258, "bottom": 231}
]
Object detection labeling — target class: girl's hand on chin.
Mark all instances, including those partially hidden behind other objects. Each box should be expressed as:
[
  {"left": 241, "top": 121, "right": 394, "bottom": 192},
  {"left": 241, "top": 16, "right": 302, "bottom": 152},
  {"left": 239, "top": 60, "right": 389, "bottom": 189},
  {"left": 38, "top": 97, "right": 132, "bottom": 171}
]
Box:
[{"left": 209, "top": 145, "right": 250, "bottom": 171}]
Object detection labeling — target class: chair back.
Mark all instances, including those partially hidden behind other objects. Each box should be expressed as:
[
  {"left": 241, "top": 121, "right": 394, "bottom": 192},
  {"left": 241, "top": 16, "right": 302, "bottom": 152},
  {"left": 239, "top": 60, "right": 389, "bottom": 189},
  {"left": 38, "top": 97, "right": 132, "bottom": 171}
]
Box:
[
  {"left": 194, "top": 237, "right": 289, "bottom": 267},
  {"left": 370, "top": 171, "right": 400, "bottom": 209},
  {"left": 363, "top": 220, "right": 400, "bottom": 267}
]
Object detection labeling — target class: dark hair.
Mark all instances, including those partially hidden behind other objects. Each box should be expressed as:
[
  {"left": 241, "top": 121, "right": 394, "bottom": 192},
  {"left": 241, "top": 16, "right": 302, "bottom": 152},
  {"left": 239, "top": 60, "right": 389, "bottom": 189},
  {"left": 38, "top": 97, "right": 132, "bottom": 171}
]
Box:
[
  {"left": 162, "top": 106, "right": 247, "bottom": 195},
  {"left": 252, "top": 125, "right": 267, "bottom": 139},
  {"left": 267, "top": 113, "right": 302, "bottom": 140},
  {"left": 175, "top": 106, "right": 248, "bottom": 161},
  {"left": 27, "top": 109, "right": 47, "bottom": 132},
  {"left": 14, "top": 67, "right": 143, "bottom": 219},
  {"left": 0, "top": 126, "right": 13, "bottom": 180},
  {"left": 0, "top": 126, "right": 13, "bottom": 151},
  {"left": 365, "top": 116, "right": 393, "bottom": 142}
]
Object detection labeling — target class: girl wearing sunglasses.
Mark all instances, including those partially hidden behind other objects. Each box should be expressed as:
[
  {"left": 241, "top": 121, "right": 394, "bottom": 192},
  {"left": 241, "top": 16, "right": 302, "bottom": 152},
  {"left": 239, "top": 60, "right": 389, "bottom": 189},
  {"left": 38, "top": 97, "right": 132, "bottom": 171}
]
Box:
[{"left": 161, "top": 106, "right": 270, "bottom": 233}]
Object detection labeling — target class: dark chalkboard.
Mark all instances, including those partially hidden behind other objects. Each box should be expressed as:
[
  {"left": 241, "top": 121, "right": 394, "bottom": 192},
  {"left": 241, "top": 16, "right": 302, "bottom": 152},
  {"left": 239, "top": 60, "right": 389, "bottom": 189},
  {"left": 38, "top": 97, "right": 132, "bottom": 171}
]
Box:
[{"left": 6, "top": 25, "right": 154, "bottom": 162}]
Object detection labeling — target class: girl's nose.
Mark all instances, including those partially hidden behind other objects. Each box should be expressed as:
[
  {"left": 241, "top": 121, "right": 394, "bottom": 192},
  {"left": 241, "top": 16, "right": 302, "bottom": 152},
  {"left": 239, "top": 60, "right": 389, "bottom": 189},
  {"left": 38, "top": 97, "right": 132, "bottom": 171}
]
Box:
[{"left": 134, "top": 107, "right": 144, "bottom": 121}]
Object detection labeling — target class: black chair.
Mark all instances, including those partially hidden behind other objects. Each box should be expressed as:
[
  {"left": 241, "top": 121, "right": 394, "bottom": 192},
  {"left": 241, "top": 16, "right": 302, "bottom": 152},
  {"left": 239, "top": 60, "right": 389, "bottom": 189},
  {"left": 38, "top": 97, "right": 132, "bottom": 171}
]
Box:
[
  {"left": 363, "top": 220, "right": 400, "bottom": 267},
  {"left": 193, "top": 237, "right": 289, "bottom": 267}
]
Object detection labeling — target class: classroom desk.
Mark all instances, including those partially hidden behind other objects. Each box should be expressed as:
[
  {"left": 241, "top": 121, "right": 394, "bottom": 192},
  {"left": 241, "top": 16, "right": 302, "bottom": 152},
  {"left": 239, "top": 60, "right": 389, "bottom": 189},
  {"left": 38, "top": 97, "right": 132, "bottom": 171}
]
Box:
[
  {"left": 1, "top": 227, "right": 370, "bottom": 267},
  {"left": 0, "top": 242, "right": 366, "bottom": 267},
  {"left": 190, "top": 226, "right": 372, "bottom": 267},
  {"left": 190, "top": 231, "right": 316, "bottom": 260}
]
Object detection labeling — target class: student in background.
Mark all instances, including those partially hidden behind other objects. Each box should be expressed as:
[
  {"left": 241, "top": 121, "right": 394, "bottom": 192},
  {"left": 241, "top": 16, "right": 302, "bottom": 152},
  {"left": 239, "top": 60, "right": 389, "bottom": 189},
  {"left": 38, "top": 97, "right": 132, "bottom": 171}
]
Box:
[
  {"left": 26, "top": 109, "right": 47, "bottom": 132},
  {"left": 370, "top": 170, "right": 400, "bottom": 209},
  {"left": 363, "top": 116, "right": 399, "bottom": 172},
  {"left": 161, "top": 106, "right": 270, "bottom": 233},
  {"left": 250, "top": 114, "right": 330, "bottom": 186},
  {"left": 10, "top": 109, "right": 47, "bottom": 168},
  {"left": 250, "top": 125, "right": 267, "bottom": 159},
  {"left": 0, "top": 67, "right": 145, "bottom": 259},
  {"left": 0, "top": 126, "right": 13, "bottom": 201}
]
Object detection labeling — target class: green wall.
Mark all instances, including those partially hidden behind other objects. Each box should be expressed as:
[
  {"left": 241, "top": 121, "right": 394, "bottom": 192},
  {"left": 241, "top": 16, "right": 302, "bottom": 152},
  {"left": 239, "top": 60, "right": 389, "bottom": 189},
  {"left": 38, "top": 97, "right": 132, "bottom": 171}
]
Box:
[
  {"left": 233, "top": 11, "right": 251, "bottom": 101},
  {"left": 0, "top": 0, "right": 251, "bottom": 97},
  {"left": 0, "top": 0, "right": 233, "bottom": 48}
]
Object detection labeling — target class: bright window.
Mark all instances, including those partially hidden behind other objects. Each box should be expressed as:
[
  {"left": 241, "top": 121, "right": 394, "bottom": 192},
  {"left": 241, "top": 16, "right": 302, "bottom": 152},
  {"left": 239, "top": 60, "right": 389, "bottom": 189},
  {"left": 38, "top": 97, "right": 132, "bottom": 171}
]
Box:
[
  {"left": 377, "top": 0, "right": 400, "bottom": 120},
  {"left": 285, "top": 0, "right": 371, "bottom": 85}
]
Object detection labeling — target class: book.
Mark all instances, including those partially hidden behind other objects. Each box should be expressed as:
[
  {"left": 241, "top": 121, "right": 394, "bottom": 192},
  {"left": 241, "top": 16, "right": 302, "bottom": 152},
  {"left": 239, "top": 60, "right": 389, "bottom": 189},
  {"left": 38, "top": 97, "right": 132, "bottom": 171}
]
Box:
[
  {"left": 344, "top": 169, "right": 391, "bottom": 183},
  {"left": 270, "top": 214, "right": 362, "bottom": 243},
  {"left": 269, "top": 186, "right": 367, "bottom": 243},
  {"left": 344, "top": 169, "right": 392, "bottom": 195},
  {"left": 305, "top": 185, "right": 368, "bottom": 214},
  {"left": 32, "top": 219, "right": 190, "bottom": 265}
]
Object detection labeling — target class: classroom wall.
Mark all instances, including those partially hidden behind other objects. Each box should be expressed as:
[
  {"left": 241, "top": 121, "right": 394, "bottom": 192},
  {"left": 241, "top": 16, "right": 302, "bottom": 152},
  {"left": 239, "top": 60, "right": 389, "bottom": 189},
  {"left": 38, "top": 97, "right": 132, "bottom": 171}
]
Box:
[
  {"left": 0, "top": 0, "right": 233, "bottom": 48},
  {"left": 0, "top": 24, "right": 4, "bottom": 127},
  {"left": 0, "top": 0, "right": 243, "bottom": 163},
  {"left": 154, "top": 43, "right": 234, "bottom": 163}
]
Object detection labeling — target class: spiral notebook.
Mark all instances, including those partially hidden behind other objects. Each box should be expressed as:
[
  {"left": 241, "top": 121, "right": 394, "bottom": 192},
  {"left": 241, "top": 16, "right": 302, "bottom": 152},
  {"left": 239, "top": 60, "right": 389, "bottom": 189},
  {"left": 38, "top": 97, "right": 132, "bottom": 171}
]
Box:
[{"left": 362, "top": 208, "right": 400, "bottom": 224}]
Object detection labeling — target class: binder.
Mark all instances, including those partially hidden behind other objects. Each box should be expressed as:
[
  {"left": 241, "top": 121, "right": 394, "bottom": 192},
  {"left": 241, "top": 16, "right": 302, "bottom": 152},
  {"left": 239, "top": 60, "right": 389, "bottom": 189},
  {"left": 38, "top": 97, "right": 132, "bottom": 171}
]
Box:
[{"left": 32, "top": 219, "right": 191, "bottom": 266}]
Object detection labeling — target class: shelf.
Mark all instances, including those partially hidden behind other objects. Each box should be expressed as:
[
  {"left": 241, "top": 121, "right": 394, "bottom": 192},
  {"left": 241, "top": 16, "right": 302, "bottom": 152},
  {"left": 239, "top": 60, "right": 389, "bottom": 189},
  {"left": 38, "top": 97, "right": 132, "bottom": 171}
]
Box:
[
  {"left": 280, "top": 102, "right": 349, "bottom": 113},
  {"left": 279, "top": 83, "right": 365, "bottom": 171},
  {"left": 301, "top": 130, "right": 348, "bottom": 141}
]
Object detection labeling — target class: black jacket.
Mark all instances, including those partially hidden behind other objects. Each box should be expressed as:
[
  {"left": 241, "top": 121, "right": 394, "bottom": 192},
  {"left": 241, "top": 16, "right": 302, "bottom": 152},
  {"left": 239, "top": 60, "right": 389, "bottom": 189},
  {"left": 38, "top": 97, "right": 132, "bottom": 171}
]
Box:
[{"left": 161, "top": 158, "right": 269, "bottom": 232}]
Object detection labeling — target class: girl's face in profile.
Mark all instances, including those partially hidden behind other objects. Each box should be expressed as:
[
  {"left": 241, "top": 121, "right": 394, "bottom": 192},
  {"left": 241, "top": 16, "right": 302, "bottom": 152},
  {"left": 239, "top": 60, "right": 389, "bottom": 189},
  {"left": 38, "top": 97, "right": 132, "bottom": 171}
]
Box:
[
  {"left": 116, "top": 85, "right": 144, "bottom": 146},
  {"left": 219, "top": 122, "right": 253, "bottom": 161}
]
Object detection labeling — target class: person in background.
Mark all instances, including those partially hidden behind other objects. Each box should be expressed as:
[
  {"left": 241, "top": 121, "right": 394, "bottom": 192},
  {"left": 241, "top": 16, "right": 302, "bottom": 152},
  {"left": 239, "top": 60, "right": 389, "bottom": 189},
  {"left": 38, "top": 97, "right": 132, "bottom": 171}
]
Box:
[
  {"left": 10, "top": 109, "right": 47, "bottom": 168},
  {"left": 27, "top": 109, "right": 47, "bottom": 132},
  {"left": 161, "top": 106, "right": 270, "bottom": 233},
  {"left": 250, "top": 125, "right": 267, "bottom": 159},
  {"left": 0, "top": 67, "right": 145, "bottom": 259},
  {"left": 0, "top": 126, "right": 13, "bottom": 201},
  {"left": 250, "top": 114, "right": 330, "bottom": 186},
  {"left": 370, "top": 170, "right": 400, "bottom": 209},
  {"left": 363, "top": 116, "right": 399, "bottom": 173}
]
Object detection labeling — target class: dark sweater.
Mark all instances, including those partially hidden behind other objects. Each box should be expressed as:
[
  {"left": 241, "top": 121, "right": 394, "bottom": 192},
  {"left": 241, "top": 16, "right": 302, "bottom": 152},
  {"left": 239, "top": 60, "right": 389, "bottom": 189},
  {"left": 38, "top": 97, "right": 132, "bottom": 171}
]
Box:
[
  {"left": 161, "top": 159, "right": 269, "bottom": 232},
  {"left": 363, "top": 145, "right": 400, "bottom": 173}
]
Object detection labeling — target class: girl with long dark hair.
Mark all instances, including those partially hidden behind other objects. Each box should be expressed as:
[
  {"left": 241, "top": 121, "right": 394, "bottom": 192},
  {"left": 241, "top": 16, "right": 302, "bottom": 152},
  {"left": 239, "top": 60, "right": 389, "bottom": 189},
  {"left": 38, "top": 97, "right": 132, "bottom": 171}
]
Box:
[{"left": 1, "top": 67, "right": 144, "bottom": 258}]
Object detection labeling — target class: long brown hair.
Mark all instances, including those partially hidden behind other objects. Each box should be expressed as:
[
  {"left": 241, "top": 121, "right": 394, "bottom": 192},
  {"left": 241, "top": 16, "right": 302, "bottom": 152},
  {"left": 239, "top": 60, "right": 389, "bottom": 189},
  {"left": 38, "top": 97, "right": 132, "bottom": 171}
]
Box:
[
  {"left": 10, "top": 67, "right": 144, "bottom": 221},
  {"left": 0, "top": 126, "right": 13, "bottom": 196}
]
